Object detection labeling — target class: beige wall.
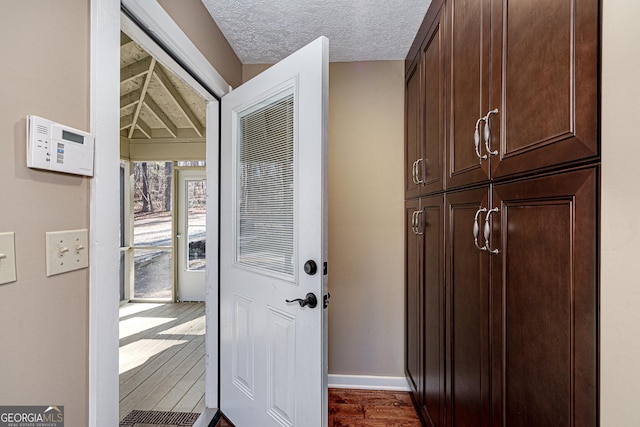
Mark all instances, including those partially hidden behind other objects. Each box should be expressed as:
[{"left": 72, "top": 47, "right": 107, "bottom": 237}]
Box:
[
  {"left": 158, "top": 0, "right": 242, "bottom": 88},
  {"left": 244, "top": 61, "right": 406, "bottom": 377},
  {"left": 601, "top": 0, "right": 640, "bottom": 424},
  {"left": 0, "top": 2, "right": 90, "bottom": 426},
  {"left": 326, "top": 62, "right": 405, "bottom": 376}
]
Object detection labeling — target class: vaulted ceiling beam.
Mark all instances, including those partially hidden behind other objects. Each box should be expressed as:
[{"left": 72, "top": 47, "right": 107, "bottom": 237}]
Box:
[
  {"left": 153, "top": 66, "right": 205, "bottom": 137},
  {"left": 144, "top": 95, "right": 178, "bottom": 138},
  {"left": 120, "top": 114, "right": 133, "bottom": 131},
  {"left": 135, "top": 118, "right": 153, "bottom": 139},
  {"left": 120, "top": 56, "right": 153, "bottom": 85},
  {"left": 120, "top": 89, "right": 142, "bottom": 110},
  {"left": 128, "top": 58, "right": 156, "bottom": 139}
]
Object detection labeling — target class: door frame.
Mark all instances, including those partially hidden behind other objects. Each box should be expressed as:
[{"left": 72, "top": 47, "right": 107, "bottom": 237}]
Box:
[{"left": 89, "top": 1, "right": 228, "bottom": 425}]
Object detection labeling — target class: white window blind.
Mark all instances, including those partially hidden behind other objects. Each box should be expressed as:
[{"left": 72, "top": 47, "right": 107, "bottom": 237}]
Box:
[{"left": 237, "top": 92, "right": 295, "bottom": 276}]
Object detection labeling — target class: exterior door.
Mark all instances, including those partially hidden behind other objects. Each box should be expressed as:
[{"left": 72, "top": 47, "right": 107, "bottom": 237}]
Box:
[
  {"left": 177, "top": 169, "right": 206, "bottom": 302},
  {"left": 220, "top": 37, "right": 329, "bottom": 427}
]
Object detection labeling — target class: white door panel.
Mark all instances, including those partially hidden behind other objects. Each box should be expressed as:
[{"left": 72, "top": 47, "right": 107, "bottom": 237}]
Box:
[{"left": 220, "top": 37, "right": 328, "bottom": 427}]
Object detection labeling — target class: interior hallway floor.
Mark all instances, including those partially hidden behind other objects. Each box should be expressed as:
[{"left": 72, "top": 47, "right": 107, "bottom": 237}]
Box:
[
  {"left": 119, "top": 302, "right": 206, "bottom": 421},
  {"left": 213, "top": 389, "right": 424, "bottom": 427}
]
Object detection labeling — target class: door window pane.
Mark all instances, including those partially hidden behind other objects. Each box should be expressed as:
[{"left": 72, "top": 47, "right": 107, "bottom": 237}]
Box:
[
  {"left": 187, "top": 179, "right": 206, "bottom": 270},
  {"left": 237, "top": 91, "right": 295, "bottom": 276},
  {"left": 134, "top": 249, "right": 172, "bottom": 299},
  {"left": 133, "top": 161, "right": 173, "bottom": 247}
]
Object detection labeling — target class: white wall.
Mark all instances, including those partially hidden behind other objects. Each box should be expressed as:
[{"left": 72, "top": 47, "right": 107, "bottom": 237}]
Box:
[{"left": 601, "top": 0, "right": 640, "bottom": 424}]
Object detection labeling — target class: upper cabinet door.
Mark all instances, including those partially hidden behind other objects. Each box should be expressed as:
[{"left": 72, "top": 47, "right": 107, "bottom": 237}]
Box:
[
  {"left": 405, "top": 61, "right": 423, "bottom": 199},
  {"left": 446, "top": 0, "right": 492, "bottom": 189},
  {"left": 488, "top": 0, "right": 599, "bottom": 178},
  {"left": 420, "top": 4, "right": 445, "bottom": 195}
]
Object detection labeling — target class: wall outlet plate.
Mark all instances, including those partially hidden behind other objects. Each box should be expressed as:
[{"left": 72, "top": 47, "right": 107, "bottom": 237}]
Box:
[
  {"left": 0, "top": 232, "right": 17, "bottom": 285},
  {"left": 45, "top": 229, "right": 89, "bottom": 277}
]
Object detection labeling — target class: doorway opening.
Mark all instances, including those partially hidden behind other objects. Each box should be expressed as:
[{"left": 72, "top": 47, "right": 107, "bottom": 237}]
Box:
[
  {"left": 120, "top": 160, "right": 207, "bottom": 302},
  {"left": 91, "top": 3, "right": 226, "bottom": 425},
  {"left": 118, "top": 27, "right": 210, "bottom": 421}
]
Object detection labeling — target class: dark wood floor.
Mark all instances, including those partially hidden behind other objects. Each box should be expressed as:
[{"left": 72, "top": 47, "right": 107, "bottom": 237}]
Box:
[
  {"left": 328, "top": 389, "right": 423, "bottom": 427},
  {"left": 215, "top": 388, "right": 423, "bottom": 427}
]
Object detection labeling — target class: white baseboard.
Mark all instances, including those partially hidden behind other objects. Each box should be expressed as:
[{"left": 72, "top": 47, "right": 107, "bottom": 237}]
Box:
[{"left": 328, "top": 374, "right": 410, "bottom": 391}]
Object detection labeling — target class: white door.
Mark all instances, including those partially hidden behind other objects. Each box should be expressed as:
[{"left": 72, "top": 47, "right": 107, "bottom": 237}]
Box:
[
  {"left": 220, "top": 37, "right": 329, "bottom": 427},
  {"left": 177, "top": 169, "right": 207, "bottom": 302}
]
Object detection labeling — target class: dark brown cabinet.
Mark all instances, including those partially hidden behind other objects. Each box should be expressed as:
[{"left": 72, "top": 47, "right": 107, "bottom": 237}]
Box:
[
  {"left": 489, "top": 167, "right": 598, "bottom": 426},
  {"left": 441, "top": 168, "right": 598, "bottom": 426},
  {"left": 445, "top": 187, "right": 491, "bottom": 427},
  {"left": 445, "top": 0, "right": 492, "bottom": 189},
  {"left": 405, "top": 2, "right": 445, "bottom": 199},
  {"left": 405, "top": 198, "right": 423, "bottom": 399},
  {"left": 445, "top": 0, "right": 599, "bottom": 189},
  {"left": 405, "top": 0, "right": 600, "bottom": 426},
  {"left": 405, "top": 65, "right": 422, "bottom": 199},
  {"left": 405, "top": 195, "right": 445, "bottom": 427},
  {"left": 421, "top": 195, "right": 445, "bottom": 427}
]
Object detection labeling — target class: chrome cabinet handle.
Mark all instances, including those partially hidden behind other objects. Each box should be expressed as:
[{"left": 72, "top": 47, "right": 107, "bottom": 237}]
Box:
[
  {"left": 473, "top": 207, "right": 488, "bottom": 251},
  {"left": 484, "top": 207, "right": 500, "bottom": 254},
  {"left": 411, "top": 210, "right": 423, "bottom": 235},
  {"left": 411, "top": 160, "right": 418, "bottom": 185},
  {"left": 483, "top": 109, "right": 499, "bottom": 156},
  {"left": 411, "top": 210, "right": 417, "bottom": 234},
  {"left": 474, "top": 117, "right": 488, "bottom": 160},
  {"left": 415, "top": 210, "right": 424, "bottom": 235},
  {"left": 416, "top": 158, "right": 425, "bottom": 184}
]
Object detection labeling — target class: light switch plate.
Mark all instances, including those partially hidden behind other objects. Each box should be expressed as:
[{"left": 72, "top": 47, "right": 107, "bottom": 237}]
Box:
[
  {"left": 45, "top": 229, "right": 89, "bottom": 277},
  {"left": 0, "top": 232, "right": 17, "bottom": 285}
]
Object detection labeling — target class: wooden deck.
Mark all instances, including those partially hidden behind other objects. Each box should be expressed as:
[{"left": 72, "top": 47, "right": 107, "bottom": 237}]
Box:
[{"left": 119, "top": 302, "right": 206, "bottom": 421}]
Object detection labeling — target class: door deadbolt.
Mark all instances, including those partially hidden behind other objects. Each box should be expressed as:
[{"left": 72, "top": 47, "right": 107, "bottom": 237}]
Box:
[{"left": 304, "top": 260, "right": 317, "bottom": 275}]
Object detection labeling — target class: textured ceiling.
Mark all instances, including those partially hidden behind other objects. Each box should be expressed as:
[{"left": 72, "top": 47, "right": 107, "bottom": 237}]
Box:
[{"left": 201, "top": 0, "right": 432, "bottom": 64}]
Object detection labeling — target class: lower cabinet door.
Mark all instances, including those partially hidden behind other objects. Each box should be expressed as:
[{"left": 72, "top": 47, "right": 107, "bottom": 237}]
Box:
[
  {"left": 445, "top": 186, "right": 491, "bottom": 427},
  {"left": 405, "top": 198, "right": 424, "bottom": 403},
  {"left": 490, "top": 167, "right": 598, "bottom": 427},
  {"left": 421, "top": 194, "right": 445, "bottom": 427}
]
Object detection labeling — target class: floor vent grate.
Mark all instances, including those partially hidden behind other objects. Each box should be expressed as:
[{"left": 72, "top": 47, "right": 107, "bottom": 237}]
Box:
[{"left": 119, "top": 410, "right": 200, "bottom": 427}]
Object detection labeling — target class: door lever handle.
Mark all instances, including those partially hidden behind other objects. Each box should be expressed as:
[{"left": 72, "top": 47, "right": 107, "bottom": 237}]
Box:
[{"left": 286, "top": 292, "right": 318, "bottom": 309}]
